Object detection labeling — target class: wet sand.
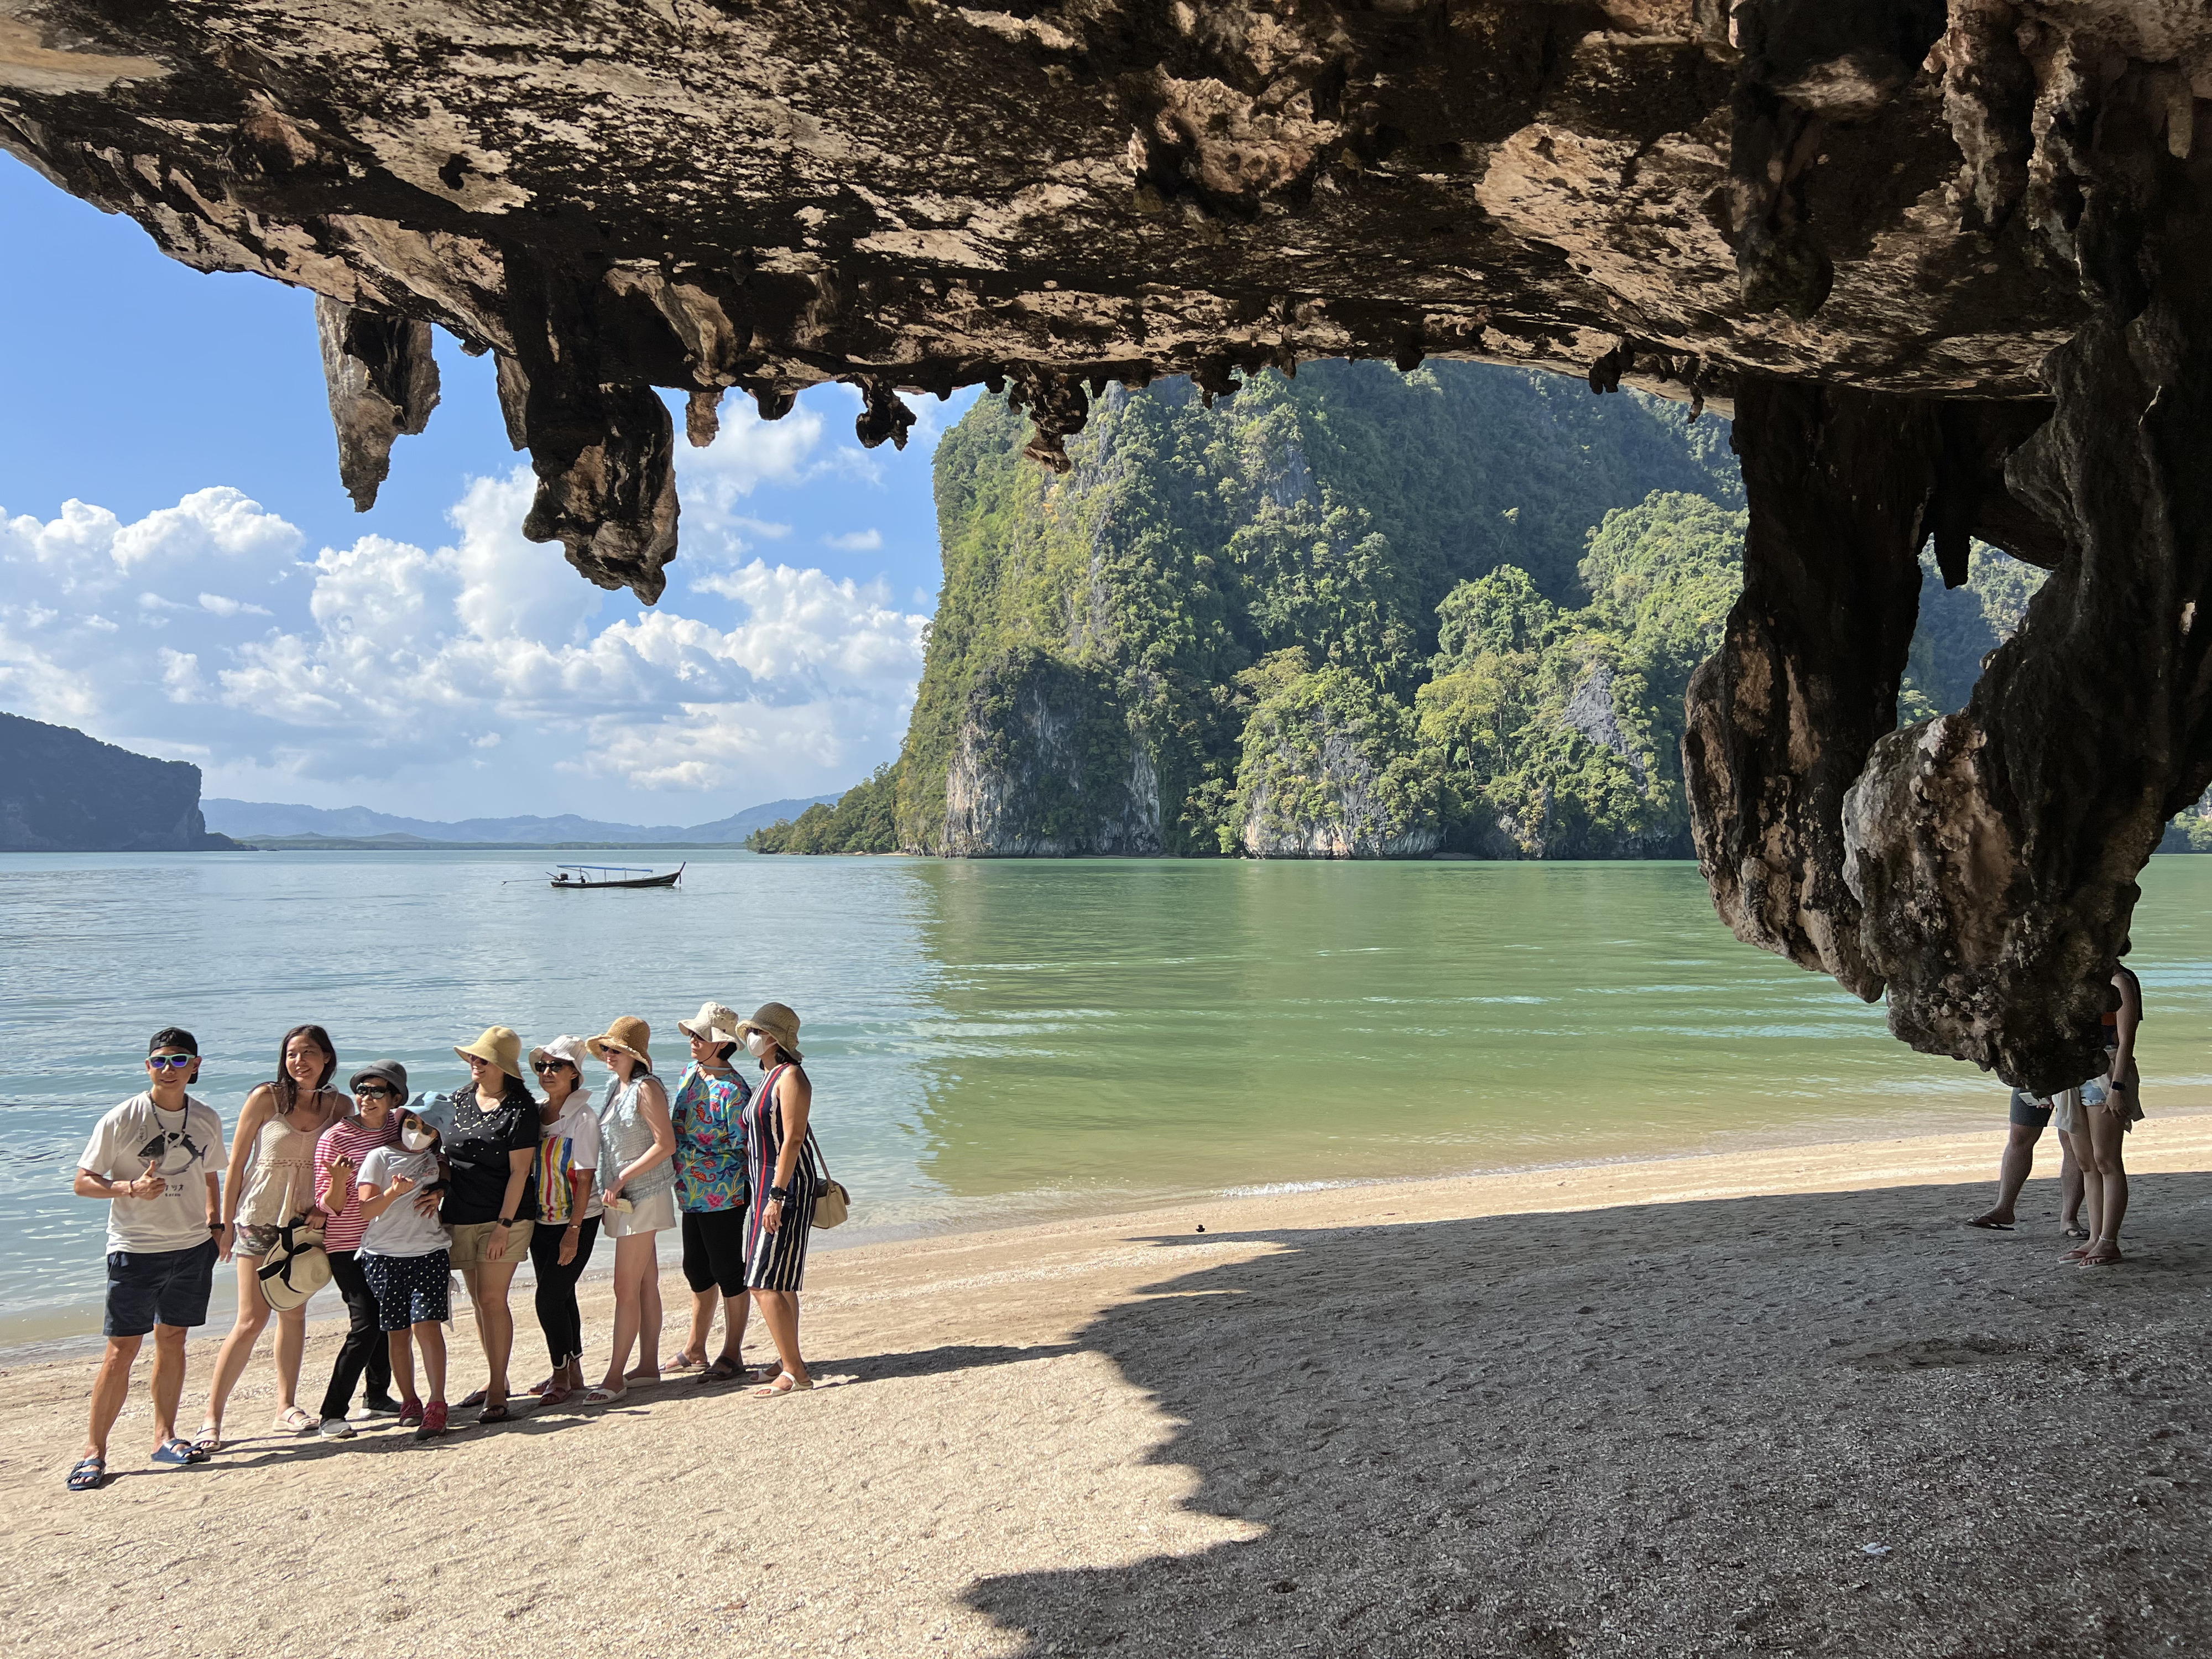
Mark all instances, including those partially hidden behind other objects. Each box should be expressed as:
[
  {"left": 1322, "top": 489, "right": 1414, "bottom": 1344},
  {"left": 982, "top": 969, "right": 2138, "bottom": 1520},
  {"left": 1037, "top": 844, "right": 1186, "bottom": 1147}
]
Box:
[{"left": 4, "top": 1118, "right": 2210, "bottom": 1656}]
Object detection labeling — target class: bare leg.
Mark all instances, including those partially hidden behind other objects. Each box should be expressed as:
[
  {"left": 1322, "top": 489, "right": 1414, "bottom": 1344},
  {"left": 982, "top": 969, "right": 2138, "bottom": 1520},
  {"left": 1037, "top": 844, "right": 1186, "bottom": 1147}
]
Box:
[
  {"left": 2083, "top": 1107, "right": 2130, "bottom": 1262},
  {"left": 718, "top": 1288, "right": 751, "bottom": 1365},
  {"left": 463, "top": 1261, "right": 520, "bottom": 1407},
  {"left": 2058, "top": 1131, "right": 2085, "bottom": 1231},
  {"left": 387, "top": 1332, "right": 417, "bottom": 1406},
  {"left": 628, "top": 1235, "right": 664, "bottom": 1379},
  {"left": 2072, "top": 1126, "right": 2104, "bottom": 1258},
  {"left": 417, "top": 1322, "right": 447, "bottom": 1400},
  {"left": 598, "top": 1234, "right": 655, "bottom": 1390},
  {"left": 682, "top": 1286, "right": 718, "bottom": 1366},
  {"left": 1971, "top": 1123, "right": 2041, "bottom": 1225},
  {"left": 148, "top": 1324, "right": 188, "bottom": 1449},
  {"left": 81, "top": 1334, "right": 143, "bottom": 1462},
  {"left": 272, "top": 1305, "right": 308, "bottom": 1412},
  {"left": 749, "top": 1288, "right": 810, "bottom": 1387},
  {"left": 202, "top": 1255, "right": 273, "bottom": 1433}
]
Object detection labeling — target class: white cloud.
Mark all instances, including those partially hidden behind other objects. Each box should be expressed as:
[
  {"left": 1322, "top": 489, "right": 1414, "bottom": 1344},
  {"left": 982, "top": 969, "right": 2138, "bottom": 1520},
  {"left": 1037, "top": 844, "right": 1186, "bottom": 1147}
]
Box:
[
  {"left": 821, "top": 528, "right": 883, "bottom": 552},
  {"left": 0, "top": 461, "right": 932, "bottom": 807}
]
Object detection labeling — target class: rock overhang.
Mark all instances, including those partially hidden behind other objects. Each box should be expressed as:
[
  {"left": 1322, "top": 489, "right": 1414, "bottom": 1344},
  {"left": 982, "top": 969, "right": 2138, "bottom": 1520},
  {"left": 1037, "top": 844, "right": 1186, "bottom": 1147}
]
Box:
[{"left": 7, "top": 0, "right": 2212, "bottom": 1087}]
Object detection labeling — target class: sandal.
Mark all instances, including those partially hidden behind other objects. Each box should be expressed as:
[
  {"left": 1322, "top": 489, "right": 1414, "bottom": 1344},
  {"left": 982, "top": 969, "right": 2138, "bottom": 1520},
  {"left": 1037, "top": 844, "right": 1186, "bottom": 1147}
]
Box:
[
  {"left": 582, "top": 1383, "right": 627, "bottom": 1405},
  {"left": 456, "top": 1389, "right": 489, "bottom": 1409},
  {"left": 192, "top": 1423, "right": 224, "bottom": 1455},
  {"left": 667, "top": 1352, "right": 705, "bottom": 1373},
  {"left": 697, "top": 1357, "right": 742, "bottom": 1384},
  {"left": 273, "top": 1406, "right": 317, "bottom": 1434},
  {"left": 478, "top": 1401, "right": 512, "bottom": 1423},
  {"left": 537, "top": 1383, "right": 574, "bottom": 1408},
  {"left": 152, "top": 1437, "right": 208, "bottom": 1467},
  {"left": 753, "top": 1371, "right": 816, "bottom": 1397},
  {"left": 67, "top": 1455, "right": 106, "bottom": 1492}
]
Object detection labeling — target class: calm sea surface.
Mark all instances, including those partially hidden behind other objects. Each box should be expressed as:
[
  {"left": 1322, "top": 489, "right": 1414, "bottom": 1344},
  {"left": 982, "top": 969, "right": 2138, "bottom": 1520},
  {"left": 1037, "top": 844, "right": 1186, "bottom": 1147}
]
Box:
[{"left": 6, "top": 851, "right": 2210, "bottom": 1345}]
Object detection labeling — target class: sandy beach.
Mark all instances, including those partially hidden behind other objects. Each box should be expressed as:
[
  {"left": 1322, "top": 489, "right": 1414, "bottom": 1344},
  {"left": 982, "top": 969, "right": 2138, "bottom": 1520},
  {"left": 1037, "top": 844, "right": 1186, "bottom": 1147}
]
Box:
[{"left": 6, "top": 1119, "right": 2211, "bottom": 1656}]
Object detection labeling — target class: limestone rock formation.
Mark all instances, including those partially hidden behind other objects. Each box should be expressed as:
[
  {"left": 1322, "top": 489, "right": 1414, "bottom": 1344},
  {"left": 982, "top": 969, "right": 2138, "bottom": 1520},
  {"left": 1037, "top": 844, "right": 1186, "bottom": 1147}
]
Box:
[
  {"left": 7, "top": 1, "right": 2212, "bottom": 1081},
  {"left": 0, "top": 713, "right": 238, "bottom": 852}
]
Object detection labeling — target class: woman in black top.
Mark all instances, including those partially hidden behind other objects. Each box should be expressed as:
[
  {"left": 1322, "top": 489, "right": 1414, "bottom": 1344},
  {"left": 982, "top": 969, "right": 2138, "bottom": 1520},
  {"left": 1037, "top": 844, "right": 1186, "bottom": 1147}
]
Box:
[{"left": 444, "top": 1026, "right": 540, "bottom": 1422}]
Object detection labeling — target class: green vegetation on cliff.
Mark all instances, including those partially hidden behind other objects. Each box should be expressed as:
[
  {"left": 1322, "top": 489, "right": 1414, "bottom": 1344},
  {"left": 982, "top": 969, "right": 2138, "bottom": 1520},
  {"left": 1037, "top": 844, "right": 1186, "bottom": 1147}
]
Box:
[{"left": 752, "top": 362, "right": 2051, "bottom": 859}]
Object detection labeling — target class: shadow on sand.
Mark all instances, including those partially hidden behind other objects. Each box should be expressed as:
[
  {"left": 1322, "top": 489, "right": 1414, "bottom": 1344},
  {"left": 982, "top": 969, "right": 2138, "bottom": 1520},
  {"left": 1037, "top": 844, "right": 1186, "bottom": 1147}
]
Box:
[{"left": 966, "top": 1171, "right": 2212, "bottom": 1656}]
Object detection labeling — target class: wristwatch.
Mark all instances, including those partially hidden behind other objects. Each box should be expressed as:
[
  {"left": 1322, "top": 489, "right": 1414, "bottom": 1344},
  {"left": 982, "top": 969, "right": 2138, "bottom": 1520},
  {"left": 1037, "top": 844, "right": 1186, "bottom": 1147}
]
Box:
[
  {"left": 496, "top": 1215, "right": 515, "bottom": 1227},
  {"left": 769, "top": 1185, "right": 790, "bottom": 1201}
]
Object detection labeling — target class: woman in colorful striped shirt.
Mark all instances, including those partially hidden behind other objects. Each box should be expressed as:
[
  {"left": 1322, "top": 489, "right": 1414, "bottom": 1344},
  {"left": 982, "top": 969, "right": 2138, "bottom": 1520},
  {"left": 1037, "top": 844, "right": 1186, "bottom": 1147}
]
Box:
[
  {"left": 670, "top": 1001, "right": 754, "bottom": 1384},
  {"left": 526, "top": 1036, "right": 601, "bottom": 1407},
  {"left": 734, "top": 1002, "right": 817, "bottom": 1396}
]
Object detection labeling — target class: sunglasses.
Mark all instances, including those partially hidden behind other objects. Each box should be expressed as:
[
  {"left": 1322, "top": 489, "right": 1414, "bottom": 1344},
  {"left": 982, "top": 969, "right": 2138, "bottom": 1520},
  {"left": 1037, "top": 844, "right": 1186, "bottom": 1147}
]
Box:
[
  {"left": 530, "top": 1059, "right": 572, "bottom": 1074},
  {"left": 355, "top": 1084, "right": 396, "bottom": 1099},
  {"left": 148, "top": 1053, "right": 195, "bottom": 1070}
]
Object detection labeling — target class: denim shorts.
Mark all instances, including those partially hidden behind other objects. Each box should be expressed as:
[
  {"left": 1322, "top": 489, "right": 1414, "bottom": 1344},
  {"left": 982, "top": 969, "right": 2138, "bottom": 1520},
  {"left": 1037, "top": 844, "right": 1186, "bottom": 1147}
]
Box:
[{"left": 105, "top": 1239, "right": 219, "bottom": 1337}]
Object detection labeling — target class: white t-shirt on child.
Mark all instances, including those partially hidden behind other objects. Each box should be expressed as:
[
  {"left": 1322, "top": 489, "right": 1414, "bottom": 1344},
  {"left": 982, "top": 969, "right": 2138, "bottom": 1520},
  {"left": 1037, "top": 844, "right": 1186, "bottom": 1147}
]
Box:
[{"left": 357, "top": 1146, "right": 449, "bottom": 1259}]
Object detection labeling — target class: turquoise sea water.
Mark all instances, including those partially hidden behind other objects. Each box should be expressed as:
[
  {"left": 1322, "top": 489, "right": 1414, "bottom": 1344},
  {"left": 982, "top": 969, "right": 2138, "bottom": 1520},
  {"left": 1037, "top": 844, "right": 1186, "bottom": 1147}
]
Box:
[{"left": 5, "top": 850, "right": 2209, "bottom": 1344}]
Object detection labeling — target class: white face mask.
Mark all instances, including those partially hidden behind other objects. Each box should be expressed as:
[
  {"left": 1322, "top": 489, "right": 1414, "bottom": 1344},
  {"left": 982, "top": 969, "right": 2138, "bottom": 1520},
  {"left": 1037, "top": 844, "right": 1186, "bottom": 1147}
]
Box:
[
  {"left": 400, "top": 1125, "right": 436, "bottom": 1152},
  {"left": 744, "top": 1031, "right": 772, "bottom": 1059}
]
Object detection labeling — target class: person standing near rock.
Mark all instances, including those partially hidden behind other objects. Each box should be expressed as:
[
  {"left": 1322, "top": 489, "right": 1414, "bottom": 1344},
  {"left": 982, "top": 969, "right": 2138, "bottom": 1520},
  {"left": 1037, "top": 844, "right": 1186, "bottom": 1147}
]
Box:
[
  {"left": 736, "top": 1002, "right": 818, "bottom": 1397},
  {"left": 67, "top": 1028, "right": 227, "bottom": 1490},
  {"left": 1966, "top": 1088, "right": 2084, "bottom": 1237},
  {"left": 2069, "top": 950, "right": 2145, "bottom": 1267}
]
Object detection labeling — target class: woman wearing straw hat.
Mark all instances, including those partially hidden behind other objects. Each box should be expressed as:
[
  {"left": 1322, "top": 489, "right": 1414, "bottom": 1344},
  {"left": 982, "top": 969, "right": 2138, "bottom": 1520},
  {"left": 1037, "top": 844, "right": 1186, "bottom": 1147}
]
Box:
[
  {"left": 584, "top": 1016, "right": 677, "bottom": 1404},
  {"left": 735, "top": 1002, "right": 818, "bottom": 1396},
  {"left": 443, "top": 1026, "right": 541, "bottom": 1423},
  {"left": 525, "top": 1035, "right": 601, "bottom": 1408},
  {"left": 670, "top": 1001, "right": 757, "bottom": 1384}
]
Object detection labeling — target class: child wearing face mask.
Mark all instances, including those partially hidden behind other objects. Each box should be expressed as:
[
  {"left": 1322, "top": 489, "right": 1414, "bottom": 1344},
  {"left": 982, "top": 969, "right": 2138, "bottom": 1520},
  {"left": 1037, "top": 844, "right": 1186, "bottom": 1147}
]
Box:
[{"left": 356, "top": 1099, "right": 455, "bottom": 1439}]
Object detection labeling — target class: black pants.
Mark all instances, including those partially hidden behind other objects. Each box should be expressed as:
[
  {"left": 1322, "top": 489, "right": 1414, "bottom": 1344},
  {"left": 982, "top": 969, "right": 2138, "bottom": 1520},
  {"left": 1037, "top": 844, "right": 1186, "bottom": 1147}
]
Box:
[
  {"left": 681, "top": 1207, "right": 750, "bottom": 1298},
  {"left": 530, "top": 1215, "right": 600, "bottom": 1369},
  {"left": 320, "top": 1248, "right": 393, "bottom": 1420}
]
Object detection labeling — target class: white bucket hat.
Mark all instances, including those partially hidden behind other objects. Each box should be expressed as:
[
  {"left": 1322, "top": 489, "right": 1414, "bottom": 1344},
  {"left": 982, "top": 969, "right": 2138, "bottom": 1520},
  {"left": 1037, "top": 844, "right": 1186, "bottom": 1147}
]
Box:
[{"left": 529, "top": 1034, "right": 592, "bottom": 1072}]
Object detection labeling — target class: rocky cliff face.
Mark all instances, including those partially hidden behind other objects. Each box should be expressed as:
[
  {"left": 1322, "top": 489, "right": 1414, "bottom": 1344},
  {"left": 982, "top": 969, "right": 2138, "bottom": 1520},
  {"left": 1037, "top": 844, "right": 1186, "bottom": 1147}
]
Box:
[
  {"left": 11, "top": 1, "right": 2212, "bottom": 1078},
  {"left": 0, "top": 713, "right": 237, "bottom": 852},
  {"left": 938, "top": 649, "right": 1162, "bottom": 858}
]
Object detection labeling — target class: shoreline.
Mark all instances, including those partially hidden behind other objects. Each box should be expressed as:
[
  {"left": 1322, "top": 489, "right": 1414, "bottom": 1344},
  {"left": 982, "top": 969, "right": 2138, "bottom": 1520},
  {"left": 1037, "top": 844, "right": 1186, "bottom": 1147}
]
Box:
[
  {"left": 11, "top": 1109, "right": 2210, "bottom": 1363},
  {"left": 10, "top": 1117, "right": 2212, "bottom": 1653}
]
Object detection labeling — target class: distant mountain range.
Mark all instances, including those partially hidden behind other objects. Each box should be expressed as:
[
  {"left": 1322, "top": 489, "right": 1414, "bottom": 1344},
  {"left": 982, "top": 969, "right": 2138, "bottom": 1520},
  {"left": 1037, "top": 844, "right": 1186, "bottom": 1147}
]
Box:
[{"left": 202, "top": 795, "right": 841, "bottom": 846}]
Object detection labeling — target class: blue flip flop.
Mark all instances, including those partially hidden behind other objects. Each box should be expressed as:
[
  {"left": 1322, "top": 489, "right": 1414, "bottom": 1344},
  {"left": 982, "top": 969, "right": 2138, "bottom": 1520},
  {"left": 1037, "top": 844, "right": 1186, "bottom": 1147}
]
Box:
[
  {"left": 67, "top": 1456, "right": 106, "bottom": 1491},
  {"left": 150, "top": 1437, "right": 208, "bottom": 1467}
]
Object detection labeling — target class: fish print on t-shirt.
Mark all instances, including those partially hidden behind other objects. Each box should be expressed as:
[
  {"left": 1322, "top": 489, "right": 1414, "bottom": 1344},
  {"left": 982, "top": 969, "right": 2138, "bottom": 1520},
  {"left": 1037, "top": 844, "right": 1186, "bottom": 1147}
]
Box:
[{"left": 135, "top": 1121, "right": 210, "bottom": 1178}]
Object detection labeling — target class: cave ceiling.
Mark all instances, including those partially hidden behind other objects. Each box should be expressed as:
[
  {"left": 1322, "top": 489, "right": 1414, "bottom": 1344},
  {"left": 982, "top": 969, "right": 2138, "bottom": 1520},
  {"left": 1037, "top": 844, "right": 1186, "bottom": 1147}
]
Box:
[{"left": 7, "top": 0, "right": 2212, "bottom": 1088}]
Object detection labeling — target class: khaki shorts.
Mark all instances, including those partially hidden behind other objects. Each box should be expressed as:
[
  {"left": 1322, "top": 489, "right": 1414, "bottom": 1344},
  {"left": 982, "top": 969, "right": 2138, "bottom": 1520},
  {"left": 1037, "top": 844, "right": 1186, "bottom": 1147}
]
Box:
[{"left": 448, "top": 1218, "right": 534, "bottom": 1268}]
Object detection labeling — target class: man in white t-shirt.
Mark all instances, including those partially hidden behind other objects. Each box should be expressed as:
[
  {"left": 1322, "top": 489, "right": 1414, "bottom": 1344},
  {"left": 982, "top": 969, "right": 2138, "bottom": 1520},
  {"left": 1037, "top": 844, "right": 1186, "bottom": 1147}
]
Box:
[{"left": 68, "top": 1027, "right": 228, "bottom": 1491}]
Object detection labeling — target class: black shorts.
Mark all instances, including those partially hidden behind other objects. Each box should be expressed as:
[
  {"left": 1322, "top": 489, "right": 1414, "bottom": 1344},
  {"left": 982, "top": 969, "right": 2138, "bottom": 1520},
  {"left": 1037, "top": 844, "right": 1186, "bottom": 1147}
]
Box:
[
  {"left": 105, "top": 1239, "right": 218, "bottom": 1338},
  {"left": 681, "top": 1207, "right": 749, "bottom": 1297},
  {"left": 2008, "top": 1089, "right": 2053, "bottom": 1129}
]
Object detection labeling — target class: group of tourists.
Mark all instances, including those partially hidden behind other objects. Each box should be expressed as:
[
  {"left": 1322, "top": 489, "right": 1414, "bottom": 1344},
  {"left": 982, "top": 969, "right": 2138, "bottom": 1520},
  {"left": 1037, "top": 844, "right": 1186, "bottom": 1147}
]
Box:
[
  {"left": 67, "top": 999, "right": 822, "bottom": 1491},
  {"left": 1969, "top": 952, "right": 2145, "bottom": 1265}
]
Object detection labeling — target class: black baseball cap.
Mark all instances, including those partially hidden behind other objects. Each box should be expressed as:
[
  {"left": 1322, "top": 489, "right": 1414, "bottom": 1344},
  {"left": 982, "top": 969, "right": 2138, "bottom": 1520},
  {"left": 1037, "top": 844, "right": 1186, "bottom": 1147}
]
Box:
[{"left": 148, "top": 1027, "right": 199, "bottom": 1057}]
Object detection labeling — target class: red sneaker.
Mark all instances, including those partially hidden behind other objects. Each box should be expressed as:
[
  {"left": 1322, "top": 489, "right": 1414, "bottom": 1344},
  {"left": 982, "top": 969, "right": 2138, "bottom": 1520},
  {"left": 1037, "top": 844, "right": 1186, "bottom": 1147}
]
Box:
[
  {"left": 416, "top": 1400, "right": 448, "bottom": 1440},
  {"left": 397, "top": 1399, "right": 424, "bottom": 1428}
]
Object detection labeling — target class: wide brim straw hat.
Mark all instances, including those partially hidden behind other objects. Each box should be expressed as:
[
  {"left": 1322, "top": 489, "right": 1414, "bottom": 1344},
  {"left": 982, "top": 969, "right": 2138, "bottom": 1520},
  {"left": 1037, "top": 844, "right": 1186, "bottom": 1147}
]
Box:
[
  {"left": 585, "top": 1015, "right": 653, "bottom": 1067},
  {"left": 734, "top": 1001, "right": 804, "bottom": 1064},
  {"left": 676, "top": 1001, "right": 744, "bottom": 1047},
  {"left": 454, "top": 1025, "right": 525, "bottom": 1081},
  {"left": 529, "top": 1034, "right": 592, "bottom": 1071}
]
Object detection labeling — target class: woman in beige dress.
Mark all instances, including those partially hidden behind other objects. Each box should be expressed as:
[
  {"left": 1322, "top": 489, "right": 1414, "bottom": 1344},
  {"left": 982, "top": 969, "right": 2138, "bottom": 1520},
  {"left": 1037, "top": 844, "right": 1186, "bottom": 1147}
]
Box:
[{"left": 199, "top": 1024, "right": 349, "bottom": 1446}]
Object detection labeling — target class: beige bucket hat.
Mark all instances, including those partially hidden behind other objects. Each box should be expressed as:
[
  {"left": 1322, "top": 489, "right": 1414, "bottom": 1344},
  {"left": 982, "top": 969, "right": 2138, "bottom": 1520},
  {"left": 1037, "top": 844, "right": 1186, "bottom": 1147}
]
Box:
[
  {"left": 585, "top": 1015, "right": 653, "bottom": 1068},
  {"left": 676, "top": 1001, "right": 744, "bottom": 1047},
  {"left": 454, "top": 1025, "right": 525, "bottom": 1082},
  {"left": 734, "top": 1001, "right": 804, "bottom": 1063}
]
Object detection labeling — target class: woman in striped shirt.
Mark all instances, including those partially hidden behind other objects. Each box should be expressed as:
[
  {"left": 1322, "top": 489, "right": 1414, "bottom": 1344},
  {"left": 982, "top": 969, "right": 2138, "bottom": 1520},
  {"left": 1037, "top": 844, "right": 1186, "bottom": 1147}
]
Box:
[{"left": 734, "top": 1003, "right": 817, "bottom": 1396}]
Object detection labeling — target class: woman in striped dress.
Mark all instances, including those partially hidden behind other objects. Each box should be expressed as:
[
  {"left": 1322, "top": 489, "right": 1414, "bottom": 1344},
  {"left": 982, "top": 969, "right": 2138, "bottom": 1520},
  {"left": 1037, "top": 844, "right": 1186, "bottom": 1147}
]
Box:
[{"left": 734, "top": 1002, "right": 817, "bottom": 1396}]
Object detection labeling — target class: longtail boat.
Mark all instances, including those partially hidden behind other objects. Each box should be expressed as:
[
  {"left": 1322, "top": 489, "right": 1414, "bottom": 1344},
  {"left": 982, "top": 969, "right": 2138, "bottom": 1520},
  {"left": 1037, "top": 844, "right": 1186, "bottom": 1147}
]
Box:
[{"left": 549, "top": 863, "right": 684, "bottom": 890}]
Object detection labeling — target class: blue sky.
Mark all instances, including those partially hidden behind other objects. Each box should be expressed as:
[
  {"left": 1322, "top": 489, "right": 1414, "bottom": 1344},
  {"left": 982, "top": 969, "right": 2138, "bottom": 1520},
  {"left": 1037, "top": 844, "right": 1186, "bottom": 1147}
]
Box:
[{"left": 0, "top": 153, "right": 977, "bottom": 822}]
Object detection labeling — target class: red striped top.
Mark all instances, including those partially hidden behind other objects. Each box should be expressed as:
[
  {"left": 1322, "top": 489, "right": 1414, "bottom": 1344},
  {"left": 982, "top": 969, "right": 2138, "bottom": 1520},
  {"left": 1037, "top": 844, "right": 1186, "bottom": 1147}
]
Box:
[{"left": 313, "top": 1112, "right": 401, "bottom": 1252}]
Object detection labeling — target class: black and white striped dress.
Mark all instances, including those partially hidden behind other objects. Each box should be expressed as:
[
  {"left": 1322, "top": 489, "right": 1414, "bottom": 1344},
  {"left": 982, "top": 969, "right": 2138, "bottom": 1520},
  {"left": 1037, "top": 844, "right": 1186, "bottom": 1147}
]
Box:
[{"left": 740, "top": 1063, "right": 816, "bottom": 1291}]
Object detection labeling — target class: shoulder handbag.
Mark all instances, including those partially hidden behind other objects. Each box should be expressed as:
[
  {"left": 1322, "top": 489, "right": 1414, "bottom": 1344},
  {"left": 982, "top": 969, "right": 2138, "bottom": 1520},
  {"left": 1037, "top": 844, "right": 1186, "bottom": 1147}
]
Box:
[
  {"left": 805, "top": 1128, "right": 851, "bottom": 1229},
  {"left": 256, "top": 1209, "right": 331, "bottom": 1312}
]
